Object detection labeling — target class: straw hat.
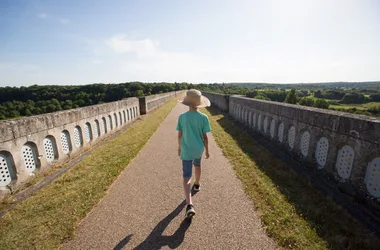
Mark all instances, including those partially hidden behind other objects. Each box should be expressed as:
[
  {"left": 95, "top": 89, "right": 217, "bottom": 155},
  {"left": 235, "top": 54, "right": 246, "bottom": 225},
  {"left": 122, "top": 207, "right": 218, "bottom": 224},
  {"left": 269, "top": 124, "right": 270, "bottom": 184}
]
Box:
[{"left": 179, "top": 89, "right": 211, "bottom": 108}]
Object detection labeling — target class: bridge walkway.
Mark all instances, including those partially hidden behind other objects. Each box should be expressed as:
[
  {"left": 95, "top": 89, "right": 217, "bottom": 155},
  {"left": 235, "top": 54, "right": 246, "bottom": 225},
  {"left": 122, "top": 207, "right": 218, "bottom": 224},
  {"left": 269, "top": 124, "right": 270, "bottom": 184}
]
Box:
[{"left": 62, "top": 103, "right": 275, "bottom": 250}]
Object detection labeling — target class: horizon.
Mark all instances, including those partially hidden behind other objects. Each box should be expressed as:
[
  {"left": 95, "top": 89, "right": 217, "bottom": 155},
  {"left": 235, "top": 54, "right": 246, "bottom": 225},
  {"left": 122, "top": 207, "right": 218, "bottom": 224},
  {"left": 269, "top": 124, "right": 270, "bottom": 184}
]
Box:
[
  {"left": 1, "top": 0, "right": 380, "bottom": 87},
  {"left": 2, "top": 81, "right": 380, "bottom": 89}
]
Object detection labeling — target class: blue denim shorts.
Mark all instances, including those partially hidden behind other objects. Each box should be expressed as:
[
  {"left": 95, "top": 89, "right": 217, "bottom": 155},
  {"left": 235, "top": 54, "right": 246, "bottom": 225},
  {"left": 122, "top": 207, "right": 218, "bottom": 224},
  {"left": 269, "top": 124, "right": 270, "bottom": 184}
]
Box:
[{"left": 182, "top": 159, "right": 201, "bottom": 178}]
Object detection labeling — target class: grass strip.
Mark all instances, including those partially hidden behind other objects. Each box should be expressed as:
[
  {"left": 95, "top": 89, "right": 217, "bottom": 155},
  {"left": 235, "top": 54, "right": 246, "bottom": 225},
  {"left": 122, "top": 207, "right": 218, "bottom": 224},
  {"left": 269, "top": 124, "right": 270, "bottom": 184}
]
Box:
[
  {"left": 203, "top": 107, "right": 380, "bottom": 250},
  {"left": 0, "top": 98, "right": 178, "bottom": 249}
]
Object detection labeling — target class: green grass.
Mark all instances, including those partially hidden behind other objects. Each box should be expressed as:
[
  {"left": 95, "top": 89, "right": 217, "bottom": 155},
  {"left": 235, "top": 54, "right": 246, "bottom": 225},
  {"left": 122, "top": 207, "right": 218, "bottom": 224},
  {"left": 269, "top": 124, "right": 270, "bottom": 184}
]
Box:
[
  {"left": 0, "top": 98, "right": 178, "bottom": 250},
  {"left": 329, "top": 104, "right": 366, "bottom": 110},
  {"left": 363, "top": 102, "right": 380, "bottom": 108},
  {"left": 330, "top": 102, "right": 380, "bottom": 110},
  {"left": 202, "top": 107, "right": 380, "bottom": 250}
]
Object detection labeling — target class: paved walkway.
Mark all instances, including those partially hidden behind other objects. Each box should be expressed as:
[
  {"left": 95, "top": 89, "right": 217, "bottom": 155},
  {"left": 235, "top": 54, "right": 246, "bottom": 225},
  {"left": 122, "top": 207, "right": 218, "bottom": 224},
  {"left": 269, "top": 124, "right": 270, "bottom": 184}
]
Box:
[{"left": 62, "top": 103, "right": 276, "bottom": 250}]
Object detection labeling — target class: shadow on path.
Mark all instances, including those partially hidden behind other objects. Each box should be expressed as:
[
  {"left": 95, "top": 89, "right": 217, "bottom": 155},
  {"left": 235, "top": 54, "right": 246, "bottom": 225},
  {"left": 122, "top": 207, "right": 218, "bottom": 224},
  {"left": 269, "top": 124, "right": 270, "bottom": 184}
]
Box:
[{"left": 115, "top": 192, "right": 198, "bottom": 250}]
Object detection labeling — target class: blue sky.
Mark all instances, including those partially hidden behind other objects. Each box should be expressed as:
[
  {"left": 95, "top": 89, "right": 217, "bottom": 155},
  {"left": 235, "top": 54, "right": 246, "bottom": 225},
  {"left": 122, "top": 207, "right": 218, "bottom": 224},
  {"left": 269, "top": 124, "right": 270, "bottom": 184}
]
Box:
[{"left": 0, "top": 0, "right": 380, "bottom": 87}]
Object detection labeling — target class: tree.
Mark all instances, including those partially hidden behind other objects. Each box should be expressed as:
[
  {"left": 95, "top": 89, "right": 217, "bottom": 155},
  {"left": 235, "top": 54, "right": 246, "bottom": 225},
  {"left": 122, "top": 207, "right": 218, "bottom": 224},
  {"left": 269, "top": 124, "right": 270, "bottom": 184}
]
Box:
[
  {"left": 341, "top": 93, "right": 366, "bottom": 104},
  {"left": 34, "top": 107, "right": 42, "bottom": 114},
  {"left": 46, "top": 104, "right": 57, "bottom": 113},
  {"left": 285, "top": 88, "right": 298, "bottom": 104},
  {"left": 370, "top": 93, "right": 380, "bottom": 102},
  {"left": 262, "top": 90, "right": 287, "bottom": 102},
  {"left": 314, "top": 90, "right": 322, "bottom": 98},
  {"left": 315, "top": 99, "right": 330, "bottom": 109},
  {"left": 255, "top": 94, "right": 270, "bottom": 101},
  {"left": 246, "top": 91, "right": 258, "bottom": 98},
  {"left": 134, "top": 90, "right": 144, "bottom": 97},
  {"left": 8, "top": 110, "right": 20, "bottom": 118},
  {"left": 299, "top": 97, "right": 315, "bottom": 107}
]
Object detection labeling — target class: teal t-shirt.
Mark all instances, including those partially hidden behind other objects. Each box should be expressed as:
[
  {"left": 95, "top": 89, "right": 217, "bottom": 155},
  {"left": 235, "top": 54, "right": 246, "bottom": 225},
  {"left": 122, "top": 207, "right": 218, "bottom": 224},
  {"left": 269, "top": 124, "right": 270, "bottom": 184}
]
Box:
[{"left": 176, "top": 111, "right": 211, "bottom": 160}]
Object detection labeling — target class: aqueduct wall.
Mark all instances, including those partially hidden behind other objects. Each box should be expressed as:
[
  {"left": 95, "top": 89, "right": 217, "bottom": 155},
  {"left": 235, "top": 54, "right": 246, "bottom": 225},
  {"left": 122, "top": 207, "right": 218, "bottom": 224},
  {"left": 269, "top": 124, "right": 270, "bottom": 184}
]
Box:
[
  {"left": 203, "top": 92, "right": 380, "bottom": 200},
  {"left": 0, "top": 91, "right": 180, "bottom": 191},
  {"left": 139, "top": 91, "right": 180, "bottom": 114}
]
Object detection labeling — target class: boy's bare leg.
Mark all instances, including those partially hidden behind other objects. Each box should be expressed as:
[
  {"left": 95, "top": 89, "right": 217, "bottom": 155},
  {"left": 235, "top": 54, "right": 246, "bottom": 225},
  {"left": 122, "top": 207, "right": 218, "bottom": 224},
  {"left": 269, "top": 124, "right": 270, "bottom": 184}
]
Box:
[
  {"left": 194, "top": 166, "right": 201, "bottom": 184},
  {"left": 183, "top": 177, "right": 192, "bottom": 205}
]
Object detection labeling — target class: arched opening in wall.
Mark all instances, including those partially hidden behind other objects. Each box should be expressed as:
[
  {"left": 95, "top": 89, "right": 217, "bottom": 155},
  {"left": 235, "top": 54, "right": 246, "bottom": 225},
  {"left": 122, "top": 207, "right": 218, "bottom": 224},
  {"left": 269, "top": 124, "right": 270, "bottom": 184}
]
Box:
[
  {"left": 102, "top": 117, "right": 107, "bottom": 134},
  {"left": 84, "top": 122, "right": 93, "bottom": 143},
  {"left": 108, "top": 115, "right": 113, "bottom": 130},
  {"left": 93, "top": 120, "right": 100, "bottom": 138},
  {"left": 252, "top": 113, "right": 256, "bottom": 129},
  {"left": 278, "top": 122, "right": 284, "bottom": 143},
  {"left": 130, "top": 108, "right": 133, "bottom": 119},
  {"left": 300, "top": 131, "right": 311, "bottom": 157},
  {"left": 336, "top": 145, "right": 354, "bottom": 180},
  {"left": 43, "top": 135, "right": 58, "bottom": 163},
  {"left": 263, "top": 117, "right": 268, "bottom": 135},
  {"left": 73, "top": 126, "right": 83, "bottom": 148},
  {"left": 127, "top": 109, "right": 130, "bottom": 121},
  {"left": 248, "top": 111, "right": 252, "bottom": 127},
  {"left": 114, "top": 113, "right": 118, "bottom": 127},
  {"left": 288, "top": 126, "right": 296, "bottom": 149},
  {"left": 270, "top": 119, "right": 276, "bottom": 139},
  {"left": 257, "top": 114, "right": 262, "bottom": 131},
  {"left": 123, "top": 110, "right": 126, "bottom": 123},
  {"left": 21, "top": 142, "right": 40, "bottom": 174},
  {"left": 135, "top": 107, "right": 138, "bottom": 117},
  {"left": 245, "top": 109, "right": 249, "bottom": 125},
  {"left": 60, "top": 130, "right": 72, "bottom": 154},
  {"left": 119, "top": 112, "right": 122, "bottom": 125},
  {"left": 0, "top": 151, "right": 16, "bottom": 187},
  {"left": 315, "top": 137, "right": 329, "bottom": 168},
  {"left": 365, "top": 157, "right": 380, "bottom": 198}
]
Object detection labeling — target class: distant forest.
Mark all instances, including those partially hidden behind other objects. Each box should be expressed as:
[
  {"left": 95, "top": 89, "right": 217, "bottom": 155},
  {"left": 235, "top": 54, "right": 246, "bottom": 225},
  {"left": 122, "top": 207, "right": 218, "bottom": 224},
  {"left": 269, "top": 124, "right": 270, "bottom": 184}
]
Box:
[
  {"left": 197, "top": 81, "right": 380, "bottom": 117},
  {"left": 197, "top": 81, "right": 380, "bottom": 93},
  {"left": 1, "top": 81, "right": 380, "bottom": 120},
  {"left": 0, "top": 82, "right": 190, "bottom": 120}
]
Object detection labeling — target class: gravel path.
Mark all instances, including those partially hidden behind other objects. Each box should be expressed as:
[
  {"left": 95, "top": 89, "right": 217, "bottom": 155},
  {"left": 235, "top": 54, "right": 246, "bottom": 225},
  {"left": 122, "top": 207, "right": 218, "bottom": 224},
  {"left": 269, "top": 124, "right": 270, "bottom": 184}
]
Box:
[{"left": 61, "top": 103, "right": 276, "bottom": 250}]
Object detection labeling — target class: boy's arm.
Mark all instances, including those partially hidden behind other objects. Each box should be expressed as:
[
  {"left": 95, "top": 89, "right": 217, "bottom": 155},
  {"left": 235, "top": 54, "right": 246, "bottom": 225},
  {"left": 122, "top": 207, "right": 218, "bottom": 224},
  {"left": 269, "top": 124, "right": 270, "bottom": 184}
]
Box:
[
  {"left": 176, "top": 115, "right": 182, "bottom": 157},
  {"left": 203, "top": 115, "right": 211, "bottom": 159},
  {"left": 178, "top": 131, "right": 182, "bottom": 156},
  {"left": 203, "top": 133, "right": 209, "bottom": 159}
]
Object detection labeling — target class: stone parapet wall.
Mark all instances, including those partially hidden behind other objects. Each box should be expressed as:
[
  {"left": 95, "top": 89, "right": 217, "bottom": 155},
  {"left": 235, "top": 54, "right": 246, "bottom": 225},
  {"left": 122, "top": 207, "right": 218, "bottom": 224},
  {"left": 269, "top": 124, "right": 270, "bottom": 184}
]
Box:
[
  {"left": 139, "top": 91, "right": 182, "bottom": 114},
  {"left": 203, "top": 92, "right": 380, "bottom": 201},
  {"left": 0, "top": 91, "right": 178, "bottom": 191},
  {"left": 202, "top": 92, "right": 229, "bottom": 112}
]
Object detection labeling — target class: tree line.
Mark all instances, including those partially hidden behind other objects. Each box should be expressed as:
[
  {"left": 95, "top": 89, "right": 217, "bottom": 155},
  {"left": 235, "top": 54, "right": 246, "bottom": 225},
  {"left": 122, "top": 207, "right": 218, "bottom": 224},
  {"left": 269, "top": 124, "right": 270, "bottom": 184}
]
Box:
[
  {"left": 1, "top": 82, "right": 379, "bottom": 120},
  {"left": 196, "top": 83, "right": 380, "bottom": 117},
  {"left": 0, "top": 82, "right": 189, "bottom": 120}
]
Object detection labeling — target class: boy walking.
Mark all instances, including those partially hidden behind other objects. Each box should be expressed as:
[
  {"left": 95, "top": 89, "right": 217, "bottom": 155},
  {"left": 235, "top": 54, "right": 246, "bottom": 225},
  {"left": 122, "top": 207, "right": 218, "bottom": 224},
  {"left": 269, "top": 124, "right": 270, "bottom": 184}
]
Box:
[{"left": 176, "top": 89, "right": 211, "bottom": 219}]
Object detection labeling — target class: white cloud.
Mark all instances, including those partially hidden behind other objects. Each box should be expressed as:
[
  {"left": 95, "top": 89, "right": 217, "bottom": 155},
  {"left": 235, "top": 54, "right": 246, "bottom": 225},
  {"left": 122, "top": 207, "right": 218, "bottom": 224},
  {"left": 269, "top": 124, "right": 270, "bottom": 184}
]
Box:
[
  {"left": 92, "top": 60, "right": 103, "bottom": 64},
  {"left": 103, "top": 35, "right": 210, "bottom": 81},
  {"left": 59, "top": 18, "right": 71, "bottom": 24},
  {"left": 106, "top": 35, "right": 158, "bottom": 57},
  {"left": 37, "top": 13, "right": 48, "bottom": 19},
  {"left": 104, "top": 35, "right": 268, "bottom": 82}
]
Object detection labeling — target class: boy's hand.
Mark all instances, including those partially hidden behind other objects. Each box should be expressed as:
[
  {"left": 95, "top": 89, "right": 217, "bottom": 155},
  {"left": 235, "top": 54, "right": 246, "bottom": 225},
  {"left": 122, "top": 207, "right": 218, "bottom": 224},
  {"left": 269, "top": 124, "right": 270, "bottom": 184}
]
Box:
[
  {"left": 178, "top": 148, "right": 181, "bottom": 157},
  {"left": 205, "top": 151, "right": 210, "bottom": 159}
]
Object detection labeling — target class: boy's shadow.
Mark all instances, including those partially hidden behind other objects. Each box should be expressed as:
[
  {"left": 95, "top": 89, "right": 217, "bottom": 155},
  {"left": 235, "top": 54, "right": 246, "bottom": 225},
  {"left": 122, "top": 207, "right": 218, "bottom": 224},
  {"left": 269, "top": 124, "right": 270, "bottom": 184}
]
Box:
[{"left": 114, "top": 190, "right": 198, "bottom": 250}]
